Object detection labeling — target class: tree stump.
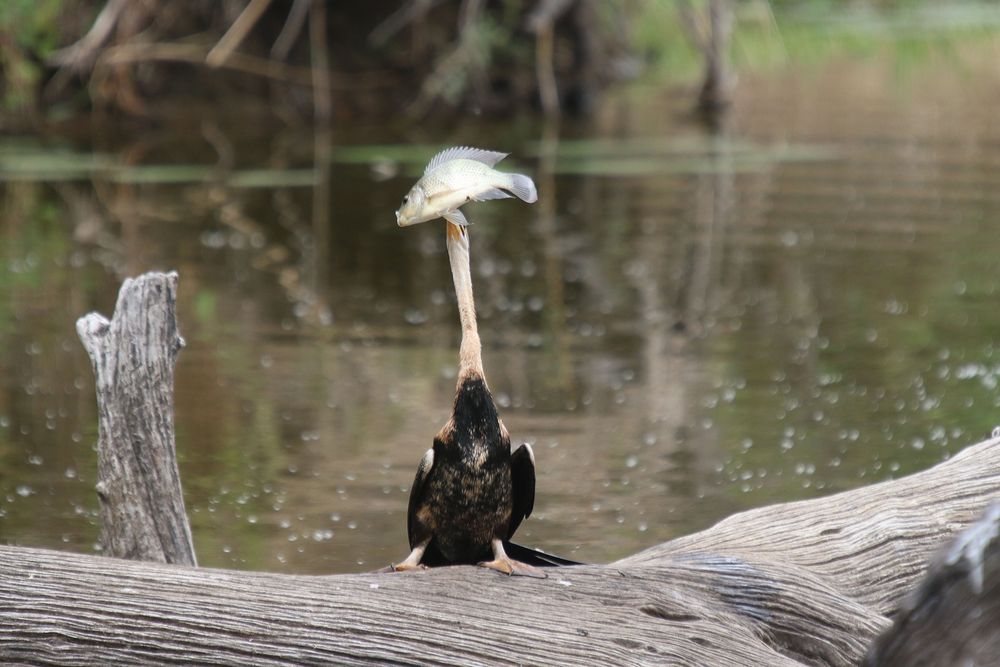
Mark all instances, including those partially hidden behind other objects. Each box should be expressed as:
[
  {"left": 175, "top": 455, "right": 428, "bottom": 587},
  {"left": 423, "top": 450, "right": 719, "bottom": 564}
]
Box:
[{"left": 76, "top": 271, "right": 196, "bottom": 565}]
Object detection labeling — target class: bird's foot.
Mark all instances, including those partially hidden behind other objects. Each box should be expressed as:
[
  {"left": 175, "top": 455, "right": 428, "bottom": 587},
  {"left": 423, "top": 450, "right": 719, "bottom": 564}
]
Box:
[
  {"left": 389, "top": 562, "right": 428, "bottom": 573},
  {"left": 477, "top": 556, "right": 547, "bottom": 579}
]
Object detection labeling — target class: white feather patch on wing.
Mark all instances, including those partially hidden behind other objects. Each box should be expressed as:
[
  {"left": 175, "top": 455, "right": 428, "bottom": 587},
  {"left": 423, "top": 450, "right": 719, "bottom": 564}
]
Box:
[
  {"left": 425, "top": 146, "right": 508, "bottom": 173},
  {"left": 417, "top": 448, "right": 434, "bottom": 477},
  {"left": 473, "top": 188, "right": 514, "bottom": 202}
]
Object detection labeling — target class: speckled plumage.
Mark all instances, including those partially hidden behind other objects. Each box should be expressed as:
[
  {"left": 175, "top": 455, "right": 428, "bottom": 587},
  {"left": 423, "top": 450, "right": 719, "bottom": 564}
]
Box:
[{"left": 407, "top": 374, "right": 534, "bottom": 565}]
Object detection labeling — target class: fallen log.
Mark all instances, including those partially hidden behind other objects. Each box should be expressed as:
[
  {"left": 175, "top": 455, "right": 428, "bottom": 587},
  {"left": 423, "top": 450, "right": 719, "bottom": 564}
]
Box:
[
  {"left": 864, "top": 501, "right": 1000, "bottom": 666},
  {"left": 2, "top": 434, "right": 1000, "bottom": 665},
  {"left": 2, "top": 271, "right": 1000, "bottom": 666}
]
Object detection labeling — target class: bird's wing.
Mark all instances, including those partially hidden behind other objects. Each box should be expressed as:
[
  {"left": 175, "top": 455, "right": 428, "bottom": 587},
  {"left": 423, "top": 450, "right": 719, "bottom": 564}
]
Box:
[
  {"left": 406, "top": 447, "right": 435, "bottom": 549},
  {"left": 508, "top": 443, "right": 536, "bottom": 539},
  {"left": 425, "top": 146, "right": 508, "bottom": 173}
]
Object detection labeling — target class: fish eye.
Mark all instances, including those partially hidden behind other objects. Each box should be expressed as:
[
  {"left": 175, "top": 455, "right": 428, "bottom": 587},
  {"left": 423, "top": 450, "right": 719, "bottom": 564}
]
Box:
[{"left": 403, "top": 195, "right": 409, "bottom": 203}]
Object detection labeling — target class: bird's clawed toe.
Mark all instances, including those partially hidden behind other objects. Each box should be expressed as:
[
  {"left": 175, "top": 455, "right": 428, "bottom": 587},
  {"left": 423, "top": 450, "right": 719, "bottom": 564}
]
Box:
[
  {"left": 390, "top": 562, "right": 428, "bottom": 573},
  {"left": 478, "top": 557, "right": 547, "bottom": 579}
]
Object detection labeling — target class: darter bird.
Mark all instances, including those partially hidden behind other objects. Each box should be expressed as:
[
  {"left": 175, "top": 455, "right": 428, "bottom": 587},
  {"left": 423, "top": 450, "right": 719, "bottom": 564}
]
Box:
[{"left": 389, "top": 147, "right": 578, "bottom": 577}]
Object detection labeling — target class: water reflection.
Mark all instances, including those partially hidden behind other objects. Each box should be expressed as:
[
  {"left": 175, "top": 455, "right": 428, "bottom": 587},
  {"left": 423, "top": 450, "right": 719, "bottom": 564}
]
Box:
[{"left": 3, "top": 60, "right": 1000, "bottom": 573}]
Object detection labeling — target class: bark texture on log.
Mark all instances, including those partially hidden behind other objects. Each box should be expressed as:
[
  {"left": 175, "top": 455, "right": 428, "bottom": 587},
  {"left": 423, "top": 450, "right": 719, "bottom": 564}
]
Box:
[
  {"left": 2, "top": 436, "right": 1000, "bottom": 666},
  {"left": 621, "top": 435, "right": 1000, "bottom": 616},
  {"left": 76, "top": 271, "right": 196, "bottom": 566},
  {"left": 864, "top": 502, "right": 1000, "bottom": 666}
]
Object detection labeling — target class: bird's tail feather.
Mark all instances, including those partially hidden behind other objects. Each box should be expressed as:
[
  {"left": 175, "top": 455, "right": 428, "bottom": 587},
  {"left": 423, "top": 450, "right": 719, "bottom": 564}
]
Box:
[{"left": 504, "top": 540, "right": 583, "bottom": 567}]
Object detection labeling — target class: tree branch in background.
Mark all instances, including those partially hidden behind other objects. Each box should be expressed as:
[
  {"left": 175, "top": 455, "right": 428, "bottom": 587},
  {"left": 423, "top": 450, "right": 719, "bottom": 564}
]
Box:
[
  {"left": 271, "top": 0, "right": 312, "bottom": 61},
  {"left": 677, "top": 0, "right": 734, "bottom": 115},
  {"left": 309, "top": 0, "right": 332, "bottom": 121},
  {"left": 407, "top": 0, "right": 486, "bottom": 116},
  {"left": 677, "top": 0, "right": 708, "bottom": 55},
  {"left": 526, "top": 0, "right": 577, "bottom": 117},
  {"left": 206, "top": 0, "right": 274, "bottom": 68},
  {"left": 368, "top": 0, "right": 442, "bottom": 47},
  {"left": 46, "top": 0, "right": 129, "bottom": 73}
]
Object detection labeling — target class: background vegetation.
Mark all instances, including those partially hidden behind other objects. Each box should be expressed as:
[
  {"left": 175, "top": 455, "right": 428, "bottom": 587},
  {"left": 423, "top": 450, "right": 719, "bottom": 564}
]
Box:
[{"left": 2, "top": 0, "right": 998, "bottom": 128}]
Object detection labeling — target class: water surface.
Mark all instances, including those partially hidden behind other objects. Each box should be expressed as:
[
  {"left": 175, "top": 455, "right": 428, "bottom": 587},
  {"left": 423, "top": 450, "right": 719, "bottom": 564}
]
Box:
[{"left": 2, "top": 58, "right": 1000, "bottom": 573}]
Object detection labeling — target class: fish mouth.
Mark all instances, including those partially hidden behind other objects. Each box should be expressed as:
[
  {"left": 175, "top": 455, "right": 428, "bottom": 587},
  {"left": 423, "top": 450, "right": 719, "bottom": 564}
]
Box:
[{"left": 396, "top": 211, "right": 422, "bottom": 227}]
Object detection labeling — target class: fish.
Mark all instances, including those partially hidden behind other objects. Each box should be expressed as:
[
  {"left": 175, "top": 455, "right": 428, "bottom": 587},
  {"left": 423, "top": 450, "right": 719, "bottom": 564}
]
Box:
[{"left": 395, "top": 146, "right": 538, "bottom": 228}]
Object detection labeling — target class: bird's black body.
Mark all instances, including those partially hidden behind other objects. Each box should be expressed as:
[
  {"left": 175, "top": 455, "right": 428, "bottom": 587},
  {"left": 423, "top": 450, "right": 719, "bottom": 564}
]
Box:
[{"left": 407, "top": 374, "right": 538, "bottom": 566}]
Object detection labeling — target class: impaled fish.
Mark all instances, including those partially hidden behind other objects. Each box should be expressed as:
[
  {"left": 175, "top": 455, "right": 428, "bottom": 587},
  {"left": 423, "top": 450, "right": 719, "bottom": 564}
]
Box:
[{"left": 395, "top": 146, "right": 538, "bottom": 228}]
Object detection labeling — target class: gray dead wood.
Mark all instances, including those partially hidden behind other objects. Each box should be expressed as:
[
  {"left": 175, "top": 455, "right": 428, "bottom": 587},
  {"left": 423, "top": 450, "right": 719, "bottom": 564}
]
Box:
[
  {"left": 2, "top": 434, "right": 1000, "bottom": 665},
  {"left": 76, "top": 271, "right": 196, "bottom": 566},
  {"left": 864, "top": 501, "right": 1000, "bottom": 666}
]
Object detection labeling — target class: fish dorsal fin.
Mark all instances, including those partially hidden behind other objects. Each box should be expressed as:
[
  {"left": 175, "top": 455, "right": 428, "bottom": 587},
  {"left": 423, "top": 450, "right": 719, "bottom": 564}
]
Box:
[{"left": 425, "top": 146, "right": 508, "bottom": 174}]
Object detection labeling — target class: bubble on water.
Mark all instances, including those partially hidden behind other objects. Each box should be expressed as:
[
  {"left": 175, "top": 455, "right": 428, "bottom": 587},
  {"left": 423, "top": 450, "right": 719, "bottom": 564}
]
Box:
[
  {"left": 247, "top": 515, "right": 258, "bottom": 524},
  {"left": 201, "top": 231, "right": 227, "bottom": 249},
  {"left": 15, "top": 485, "right": 32, "bottom": 497},
  {"left": 625, "top": 455, "right": 638, "bottom": 469},
  {"left": 404, "top": 309, "right": 427, "bottom": 325}
]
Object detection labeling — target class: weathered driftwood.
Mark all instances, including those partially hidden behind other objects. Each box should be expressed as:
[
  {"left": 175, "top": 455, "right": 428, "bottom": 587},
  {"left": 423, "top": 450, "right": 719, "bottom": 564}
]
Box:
[
  {"left": 864, "top": 502, "right": 1000, "bottom": 666},
  {"left": 2, "top": 270, "right": 999, "bottom": 665},
  {"left": 2, "top": 435, "right": 999, "bottom": 665},
  {"left": 76, "top": 271, "right": 196, "bottom": 566}
]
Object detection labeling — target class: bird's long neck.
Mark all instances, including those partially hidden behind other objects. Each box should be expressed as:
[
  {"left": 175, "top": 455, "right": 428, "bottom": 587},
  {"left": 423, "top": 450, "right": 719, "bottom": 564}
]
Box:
[{"left": 446, "top": 222, "right": 485, "bottom": 381}]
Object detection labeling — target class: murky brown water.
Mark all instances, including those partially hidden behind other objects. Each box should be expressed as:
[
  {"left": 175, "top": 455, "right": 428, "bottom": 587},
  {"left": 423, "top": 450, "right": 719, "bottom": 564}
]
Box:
[{"left": 3, "top": 56, "right": 1000, "bottom": 574}]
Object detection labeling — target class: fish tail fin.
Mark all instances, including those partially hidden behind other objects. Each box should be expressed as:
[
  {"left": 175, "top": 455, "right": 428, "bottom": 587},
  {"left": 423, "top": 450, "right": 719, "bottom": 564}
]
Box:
[{"left": 506, "top": 174, "right": 538, "bottom": 204}]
